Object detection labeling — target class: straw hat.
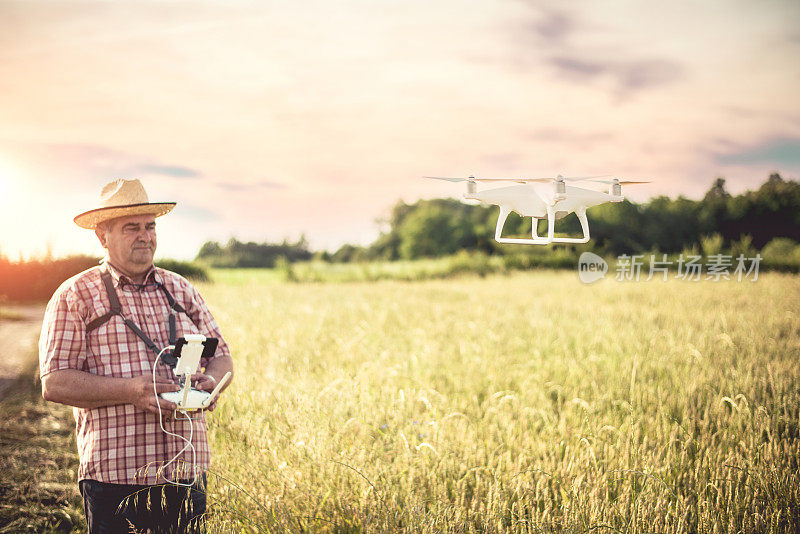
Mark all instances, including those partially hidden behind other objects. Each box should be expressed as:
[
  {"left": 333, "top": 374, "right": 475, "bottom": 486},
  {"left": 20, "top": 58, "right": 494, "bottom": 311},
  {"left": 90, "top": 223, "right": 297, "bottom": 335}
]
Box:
[{"left": 73, "top": 179, "right": 176, "bottom": 229}]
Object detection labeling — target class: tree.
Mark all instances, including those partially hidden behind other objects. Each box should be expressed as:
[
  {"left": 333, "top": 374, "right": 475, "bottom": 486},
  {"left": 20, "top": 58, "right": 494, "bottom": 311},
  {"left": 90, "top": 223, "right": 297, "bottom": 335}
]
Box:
[
  {"left": 397, "top": 201, "right": 469, "bottom": 259},
  {"left": 699, "top": 177, "right": 731, "bottom": 235},
  {"left": 723, "top": 174, "right": 800, "bottom": 247}
]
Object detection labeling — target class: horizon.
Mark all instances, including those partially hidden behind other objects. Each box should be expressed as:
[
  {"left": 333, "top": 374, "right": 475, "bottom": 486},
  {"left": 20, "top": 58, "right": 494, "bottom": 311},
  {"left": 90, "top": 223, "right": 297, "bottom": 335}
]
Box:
[
  {"left": 0, "top": 171, "right": 792, "bottom": 263},
  {"left": 1, "top": 0, "right": 798, "bottom": 261}
]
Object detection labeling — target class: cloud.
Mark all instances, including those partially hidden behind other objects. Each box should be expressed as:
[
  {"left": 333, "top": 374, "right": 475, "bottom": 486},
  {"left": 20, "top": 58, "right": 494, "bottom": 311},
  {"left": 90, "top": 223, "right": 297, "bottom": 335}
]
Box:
[
  {"left": 549, "top": 56, "right": 604, "bottom": 78},
  {"left": 0, "top": 141, "right": 201, "bottom": 183},
  {"left": 548, "top": 55, "right": 685, "bottom": 92},
  {"left": 525, "top": 7, "right": 575, "bottom": 43},
  {"left": 172, "top": 202, "right": 220, "bottom": 222},
  {"left": 215, "top": 180, "right": 286, "bottom": 192},
  {"left": 714, "top": 137, "right": 800, "bottom": 167},
  {"left": 132, "top": 164, "right": 199, "bottom": 179},
  {"left": 511, "top": 4, "right": 686, "bottom": 96},
  {"left": 256, "top": 180, "right": 285, "bottom": 189},
  {"left": 616, "top": 59, "right": 685, "bottom": 91},
  {"left": 528, "top": 128, "right": 615, "bottom": 147},
  {"left": 480, "top": 152, "right": 525, "bottom": 169}
]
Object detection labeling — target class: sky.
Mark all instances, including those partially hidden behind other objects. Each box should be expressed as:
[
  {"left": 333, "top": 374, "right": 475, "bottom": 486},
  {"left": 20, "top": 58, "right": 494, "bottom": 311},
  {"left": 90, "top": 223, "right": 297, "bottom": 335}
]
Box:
[{"left": 0, "top": 0, "right": 799, "bottom": 260}]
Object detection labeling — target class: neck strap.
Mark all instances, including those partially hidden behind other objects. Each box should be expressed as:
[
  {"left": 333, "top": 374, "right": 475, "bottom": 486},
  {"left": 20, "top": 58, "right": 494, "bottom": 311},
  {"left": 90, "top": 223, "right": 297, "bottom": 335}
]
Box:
[{"left": 86, "top": 267, "right": 190, "bottom": 358}]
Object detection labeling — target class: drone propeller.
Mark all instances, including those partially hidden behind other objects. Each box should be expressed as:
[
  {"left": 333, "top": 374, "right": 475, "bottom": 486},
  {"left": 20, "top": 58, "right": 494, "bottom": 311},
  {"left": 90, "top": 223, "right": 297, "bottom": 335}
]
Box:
[
  {"left": 586, "top": 178, "right": 651, "bottom": 185},
  {"left": 424, "top": 176, "right": 474, "bottom": 182},
  {"left": 425, "top": 176, "right": 543, "bottom": 184},
  {"left": 424, "top": 174, "right": 615, "bottom": 184},
  {"left": 521, "top": 175, "right": 617, "bottom": 183}
]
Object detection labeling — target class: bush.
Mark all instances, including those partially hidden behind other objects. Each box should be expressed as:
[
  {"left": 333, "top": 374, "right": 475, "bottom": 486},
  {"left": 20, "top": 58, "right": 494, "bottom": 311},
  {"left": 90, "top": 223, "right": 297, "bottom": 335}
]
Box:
[
  {"left": 502, "top": 254, "right": 535, "bottom": 271},
  {"left": 0, "top": 255, "right": 100, "bottom": 302},
  {"left": 729, "top": 234, "right": 757, "bottom": 259},
  {"left": 443, "top": 250, "right": 495, "bottom": 278},
  {"left": 760, "top": 238, "right": 800, "bottom": 272},
  {"left": 156, "top": 259, "right": 210, "bottom": 282},
  {"left": 501, "top": 248, "right": 582, "bottom": 271},
  {"left": 701, "top": 233, "right": 724, "bottom": 256},
  {"left": 274, "top": 256, "right": 297, "bottom": 282},
  {"left": 196, "top": 237, "right": 312, "bottom": 268}
]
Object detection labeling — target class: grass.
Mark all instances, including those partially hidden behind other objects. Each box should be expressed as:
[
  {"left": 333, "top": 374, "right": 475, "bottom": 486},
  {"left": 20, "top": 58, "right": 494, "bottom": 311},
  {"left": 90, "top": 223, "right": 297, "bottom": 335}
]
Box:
[
  {"left": 3, "top": 270, "right": 798, "bottom": 532},
  {"left": 0, "top": 361, "right": 85, "bottom": 533},
  {"left": 210, "top": 249, "right": 579, "bottom": 284},
  {"left": 0, "top": 307, "right": 26, "bottom": 322},
  {"left": 197, "top": 271, "right": 800, "bottom": 532},
  {"left": 211, "top": 253, "right": 502, "bottom": 284},
  {"left": 209, "top": 247, "right": 792, "bottom": 286}
]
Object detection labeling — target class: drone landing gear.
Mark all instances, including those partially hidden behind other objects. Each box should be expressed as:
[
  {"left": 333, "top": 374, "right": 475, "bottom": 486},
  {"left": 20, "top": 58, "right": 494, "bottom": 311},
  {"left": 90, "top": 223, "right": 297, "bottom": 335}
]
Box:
[{"left": 494, "top": 206, "right": 590, "bottom": 245}]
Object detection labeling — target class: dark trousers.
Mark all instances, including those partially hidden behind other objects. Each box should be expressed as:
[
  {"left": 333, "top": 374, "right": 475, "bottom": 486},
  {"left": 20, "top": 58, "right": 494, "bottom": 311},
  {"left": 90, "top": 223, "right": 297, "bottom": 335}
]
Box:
[{"left": 79, "top": 475, "right": 206, "bottom": 533}]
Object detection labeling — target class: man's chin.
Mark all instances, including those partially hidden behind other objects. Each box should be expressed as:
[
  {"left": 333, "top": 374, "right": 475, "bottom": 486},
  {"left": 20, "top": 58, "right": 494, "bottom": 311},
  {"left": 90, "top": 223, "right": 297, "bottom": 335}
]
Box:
[{"left": 130, "top": 250, "right": 155, "bottom": 265}]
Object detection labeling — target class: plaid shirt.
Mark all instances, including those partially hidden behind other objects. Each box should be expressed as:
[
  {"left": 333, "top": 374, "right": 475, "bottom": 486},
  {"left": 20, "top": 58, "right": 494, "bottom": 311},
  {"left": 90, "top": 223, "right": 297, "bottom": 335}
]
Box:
[{"left": 39, "top": 262, "right": 231, "bottom": 485}]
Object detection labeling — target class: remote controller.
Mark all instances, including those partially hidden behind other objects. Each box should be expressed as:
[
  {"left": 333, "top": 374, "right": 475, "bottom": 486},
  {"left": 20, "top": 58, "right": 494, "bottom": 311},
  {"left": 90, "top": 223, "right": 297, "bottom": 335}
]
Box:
[{"left": 159, "top": 334, "right": 231, "bottom": 411}]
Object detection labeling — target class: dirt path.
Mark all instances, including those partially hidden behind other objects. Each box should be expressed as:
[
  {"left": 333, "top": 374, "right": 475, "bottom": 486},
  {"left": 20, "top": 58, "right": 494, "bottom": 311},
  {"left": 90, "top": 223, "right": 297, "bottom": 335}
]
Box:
[{"left": 0, "top": 304, "right": 45, "bottom": 399}]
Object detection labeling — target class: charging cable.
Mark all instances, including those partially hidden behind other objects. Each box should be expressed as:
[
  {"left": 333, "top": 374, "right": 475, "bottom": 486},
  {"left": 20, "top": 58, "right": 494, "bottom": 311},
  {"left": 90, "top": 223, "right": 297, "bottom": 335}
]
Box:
[{"left": 152, "top": 346, "right": 199, "bottom": 488}]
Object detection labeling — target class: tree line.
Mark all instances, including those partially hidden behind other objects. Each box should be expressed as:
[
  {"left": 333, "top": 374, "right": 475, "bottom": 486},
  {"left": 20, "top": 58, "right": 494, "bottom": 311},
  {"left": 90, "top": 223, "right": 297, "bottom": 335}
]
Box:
[
  {"left": 4, "top": 173, "right": 795, "bottom": 302},
  {"left": 0, "top": 256, "right": 208, "bottom": 303},
  {"left": 193, "top": 174, "right": 800, "bottom": 267},
  {"left": 319, "top": 173, "right": 800, "bottom": 262},
  {"left": 196, "top": 237, "right": 313, "bottom": 268}
]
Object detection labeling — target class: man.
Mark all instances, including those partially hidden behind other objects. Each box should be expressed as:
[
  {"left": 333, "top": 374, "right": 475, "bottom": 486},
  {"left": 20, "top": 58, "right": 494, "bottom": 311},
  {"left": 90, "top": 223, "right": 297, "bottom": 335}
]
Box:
[{"left": 39, "top": 178, "right": 234, "bottom": 533}]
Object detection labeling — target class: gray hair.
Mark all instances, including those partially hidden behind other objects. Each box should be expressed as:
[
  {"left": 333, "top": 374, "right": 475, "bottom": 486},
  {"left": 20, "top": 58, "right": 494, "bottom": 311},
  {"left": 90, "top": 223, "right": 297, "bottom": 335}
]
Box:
[{"left": 95, "top": 219, "right": 117, "bottom": 233}]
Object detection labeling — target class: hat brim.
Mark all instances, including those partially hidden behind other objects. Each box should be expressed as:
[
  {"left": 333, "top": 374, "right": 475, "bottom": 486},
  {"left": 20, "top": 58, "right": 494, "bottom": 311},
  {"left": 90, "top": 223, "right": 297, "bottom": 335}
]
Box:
[{"left": 74, "top": 202, "right": 176, "bottom": 229}]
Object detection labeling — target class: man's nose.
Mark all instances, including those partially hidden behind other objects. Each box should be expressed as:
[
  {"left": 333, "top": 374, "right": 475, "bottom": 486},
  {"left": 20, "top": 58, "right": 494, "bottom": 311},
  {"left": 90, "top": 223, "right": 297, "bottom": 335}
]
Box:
[{"left": 136, "top": 229, "right": 153, "bottom": 242}]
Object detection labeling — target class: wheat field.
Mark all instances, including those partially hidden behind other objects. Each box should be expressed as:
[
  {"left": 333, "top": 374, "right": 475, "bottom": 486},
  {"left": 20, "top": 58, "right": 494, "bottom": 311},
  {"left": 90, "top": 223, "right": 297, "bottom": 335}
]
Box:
[{"left": 195, "top": 271, "right": 800, "bottom": 533}]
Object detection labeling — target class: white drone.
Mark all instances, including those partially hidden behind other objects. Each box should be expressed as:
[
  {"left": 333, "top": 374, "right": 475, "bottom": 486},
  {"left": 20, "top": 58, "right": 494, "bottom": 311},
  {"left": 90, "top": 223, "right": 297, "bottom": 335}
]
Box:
[{"left": 425, "top": 175, "right": 649, "bottom": 245}]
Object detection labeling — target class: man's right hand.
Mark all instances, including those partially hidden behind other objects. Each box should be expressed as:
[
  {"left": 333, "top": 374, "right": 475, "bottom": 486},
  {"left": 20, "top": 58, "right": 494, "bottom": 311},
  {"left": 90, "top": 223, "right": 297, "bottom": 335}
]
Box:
[
  {"left": 41, "top": 369, "right": 182, "bottom": 412},
  {"left": 128, "top": 375, "right": 180, "bottom": 415}
]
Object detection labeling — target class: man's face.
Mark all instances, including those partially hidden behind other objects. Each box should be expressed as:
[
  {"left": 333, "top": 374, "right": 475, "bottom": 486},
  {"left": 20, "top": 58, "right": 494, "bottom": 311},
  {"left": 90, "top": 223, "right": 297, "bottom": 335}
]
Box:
[{"left": 97, "top": 214, "right": 157, "bottom": 274}]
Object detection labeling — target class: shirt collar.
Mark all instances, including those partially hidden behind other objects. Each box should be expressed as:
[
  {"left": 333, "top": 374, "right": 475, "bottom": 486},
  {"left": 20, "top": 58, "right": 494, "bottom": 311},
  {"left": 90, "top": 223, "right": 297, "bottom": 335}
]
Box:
[{"left": 103, "top": 260, "right": 161, "bottom": 288}]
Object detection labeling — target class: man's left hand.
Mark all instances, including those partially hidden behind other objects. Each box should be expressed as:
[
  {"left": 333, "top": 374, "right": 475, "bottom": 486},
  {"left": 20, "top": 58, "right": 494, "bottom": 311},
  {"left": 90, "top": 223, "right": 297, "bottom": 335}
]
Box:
[{"left": 191, "top": 373, "right": 220, "bottom": 411}]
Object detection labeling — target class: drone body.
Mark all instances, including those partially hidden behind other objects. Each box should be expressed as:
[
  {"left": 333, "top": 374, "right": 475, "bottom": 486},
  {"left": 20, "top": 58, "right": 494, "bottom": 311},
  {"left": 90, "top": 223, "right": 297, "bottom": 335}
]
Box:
[{"left": 426, "top": 175, "right": 648, "bottom": 245}]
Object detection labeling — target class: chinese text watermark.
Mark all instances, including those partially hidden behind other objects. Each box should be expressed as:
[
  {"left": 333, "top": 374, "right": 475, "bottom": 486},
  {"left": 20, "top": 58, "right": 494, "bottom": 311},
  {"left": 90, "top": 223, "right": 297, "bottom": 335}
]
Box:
[{"left": 578, "top": 252, "right": 761, "bottom": 284}]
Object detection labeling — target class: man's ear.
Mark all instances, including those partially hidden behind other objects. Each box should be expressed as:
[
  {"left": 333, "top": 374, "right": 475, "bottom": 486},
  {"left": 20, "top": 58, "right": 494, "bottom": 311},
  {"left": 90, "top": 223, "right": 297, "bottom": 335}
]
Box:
[{"left": 95, "top": 226, "right": 108, "bottom": 249}]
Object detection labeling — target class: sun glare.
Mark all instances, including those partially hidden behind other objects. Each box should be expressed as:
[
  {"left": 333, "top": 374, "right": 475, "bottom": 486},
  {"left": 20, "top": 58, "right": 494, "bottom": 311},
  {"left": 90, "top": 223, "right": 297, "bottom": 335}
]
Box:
[
  {"left": 0, "top": 156, "right": 17, "bottom": 200},
  {"left": 0, "top": 155, "right": 28, "bottom": 258}
]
